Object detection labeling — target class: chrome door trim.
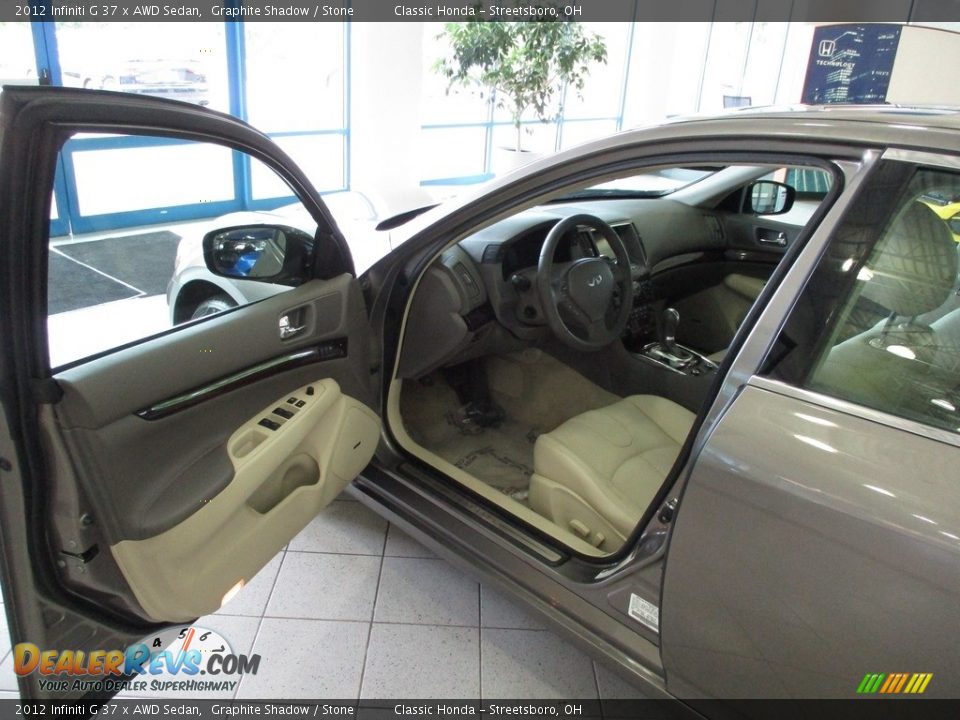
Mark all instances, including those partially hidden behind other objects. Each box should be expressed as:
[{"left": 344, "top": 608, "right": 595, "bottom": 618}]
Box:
[
  {"left": 883, "top": 147, "right": 960, "bottom": 170},
  {"left": 135, "top": 344, "right": 341, "bottom": 420}
]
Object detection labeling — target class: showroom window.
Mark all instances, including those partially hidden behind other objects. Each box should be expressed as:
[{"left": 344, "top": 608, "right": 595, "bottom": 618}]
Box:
[
  {"left": 419, "top": 22, "right": 632, "bottom": 187},
  {"left": 54, "top": 22, "right": 229, "bottom": 110},
  {"left": 244, "top": 23, "right": 349, "bottom": 198},
  {"left": 30, "top": 21, "right": 348, "bottom": 236},
  {"left": 46, "top": 134, "right": 315, "bottom": 368},
  {"left": 417, "top": 19, "right": 807, "bottom": 189},
  {"left": 698, "top": 21, "right": 792, "bottom": 114},
  {"left": 0, "top": 21, "right": 37, "bottom": 83},
  {"left": 764, "top": 163, "right": 960, "bottom": 434}
]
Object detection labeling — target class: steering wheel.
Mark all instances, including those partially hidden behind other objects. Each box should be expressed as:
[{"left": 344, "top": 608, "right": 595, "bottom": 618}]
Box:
[{"left": 537, "top": 214, "right": 633, "bottom": 352}]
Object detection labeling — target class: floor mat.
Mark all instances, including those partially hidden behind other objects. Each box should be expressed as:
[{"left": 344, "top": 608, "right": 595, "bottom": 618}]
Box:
[
  {"left": 400, "top": 352, "right": 620, "bottom": 504},
  {"left": 56, "top": 230, "right": 182, "bottom": 297},
  {"left": 438, "top": 414, "right": 538, "bottom": 497},
  {"left": 401, "top": 378, "right": 537, "bottom": 501}
]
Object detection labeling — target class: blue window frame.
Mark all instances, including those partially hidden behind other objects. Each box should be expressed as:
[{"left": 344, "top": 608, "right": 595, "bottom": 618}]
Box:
[{"left": 25, "top": 12, "right": 350, "bottom": 237}]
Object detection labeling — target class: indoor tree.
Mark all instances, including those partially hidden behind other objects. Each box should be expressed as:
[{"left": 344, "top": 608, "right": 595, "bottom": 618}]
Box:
[{"left": 435, "top": 19, "right": 608, "bottom": 153}]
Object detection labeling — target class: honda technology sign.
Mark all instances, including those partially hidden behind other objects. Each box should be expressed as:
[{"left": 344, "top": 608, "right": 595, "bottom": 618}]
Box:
[{"left": 802, "top": 24, "right": 902, "bottom": 104}]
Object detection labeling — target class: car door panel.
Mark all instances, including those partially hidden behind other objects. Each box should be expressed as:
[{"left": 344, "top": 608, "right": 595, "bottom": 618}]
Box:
[
  {"left": 47, "top": 275, "right": 378, "bottom": 622},
  {"left": 724, "top": 214, "right": 804, "bottom": 254},
  {"left": 661, "top": 384, "right": 960, "bottom": 699},
  {"left": 112, "top": 377, "right": 378, "bottom": 622},
  {"left": 0, "top": 87, "right": 380, "bottom": 698}
]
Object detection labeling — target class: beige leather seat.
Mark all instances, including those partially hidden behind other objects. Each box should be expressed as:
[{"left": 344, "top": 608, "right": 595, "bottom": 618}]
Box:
[
  {"left": 529, "top": 395, "right": 695, "bottom": 550},
  {"left": 813, "top": 201, "right": 959, "bottom": 415}
]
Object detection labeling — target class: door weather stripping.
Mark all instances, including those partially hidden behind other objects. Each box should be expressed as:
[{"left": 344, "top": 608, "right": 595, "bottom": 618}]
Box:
[{"left": 135, "top": 340, "right": 347, "bottom": 420}]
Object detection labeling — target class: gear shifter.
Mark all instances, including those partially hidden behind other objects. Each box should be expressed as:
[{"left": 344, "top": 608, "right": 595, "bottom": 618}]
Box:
[
  {"left": 661, "top": 307, "right": 681, "bottom": 355},
  {"left": 640, "top": 306, "right": 715, "bottom": 375}
]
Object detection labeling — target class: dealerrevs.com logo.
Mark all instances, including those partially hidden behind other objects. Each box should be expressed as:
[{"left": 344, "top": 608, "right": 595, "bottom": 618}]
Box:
[{"left": 14, "top": 626, "right": 260, "bottom": 693}]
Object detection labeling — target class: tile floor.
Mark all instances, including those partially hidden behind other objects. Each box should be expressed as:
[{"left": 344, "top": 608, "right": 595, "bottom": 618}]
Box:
[{"left": 0, "top": 495, "right": 648, "bottom": 702}]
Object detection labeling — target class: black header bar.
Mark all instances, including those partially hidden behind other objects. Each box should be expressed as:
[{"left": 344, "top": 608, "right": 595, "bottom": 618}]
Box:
[{"left": 4, "top": 0, "right": 960, "bottom": 23}]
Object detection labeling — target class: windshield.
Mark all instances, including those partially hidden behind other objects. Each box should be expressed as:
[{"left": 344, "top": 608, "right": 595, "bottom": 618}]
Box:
[{"left": 556, "top": 166, "right": 721, "bottom": 201}]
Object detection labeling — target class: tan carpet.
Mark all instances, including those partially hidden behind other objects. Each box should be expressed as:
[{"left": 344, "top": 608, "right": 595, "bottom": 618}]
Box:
[{"left": 399, "top": 350, "right": 619, "bottom": 502}]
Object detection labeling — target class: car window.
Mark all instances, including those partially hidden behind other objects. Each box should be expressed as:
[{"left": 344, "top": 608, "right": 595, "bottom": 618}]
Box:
[
  {"left": 47, "top": 134, "right": 318, "bottom": 368},
  {"left": 782, "top": 167, "right": 832, "bottom": 196},
  {"left": 752, "top": 167, "right": 832, "bottom": 224},
  {"left": 765, "top": 164, "right": 960, "bottom": 434}
]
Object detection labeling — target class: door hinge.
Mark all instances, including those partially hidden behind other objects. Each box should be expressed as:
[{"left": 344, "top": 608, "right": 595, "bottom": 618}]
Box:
[{"left": 58, "top": 544, "right": 99, "bottom": 566}]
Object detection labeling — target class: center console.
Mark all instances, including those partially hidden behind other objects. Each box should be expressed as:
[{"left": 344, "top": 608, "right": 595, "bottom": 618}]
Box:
[
  {"left": 623, "top": 274, "right": 717, "bottom": 377},
  {"left": 636, "top": 307, "right": 718, "bottom": 377},
  {"left": 619, "top": 298, "right": 719, "bottom": 412}
]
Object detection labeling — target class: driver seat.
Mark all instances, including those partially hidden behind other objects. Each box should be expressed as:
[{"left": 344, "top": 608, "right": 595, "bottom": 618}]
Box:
[{"left": 529, "top": 395, "right": 695, "bottom": 550}]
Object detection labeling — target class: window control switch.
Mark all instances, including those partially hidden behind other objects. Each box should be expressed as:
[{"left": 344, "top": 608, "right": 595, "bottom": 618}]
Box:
[
  {"left": 273, "top": 407, "right": 294, "bottom": 420},
  {"left": 258, "top": 418, "right": 281, "bottom": 431}
]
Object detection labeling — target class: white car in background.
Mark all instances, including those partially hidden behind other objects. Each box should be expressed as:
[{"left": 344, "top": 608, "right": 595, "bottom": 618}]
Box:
[{"left": 167, "top": 190, "right": 390, "bottom": 323}]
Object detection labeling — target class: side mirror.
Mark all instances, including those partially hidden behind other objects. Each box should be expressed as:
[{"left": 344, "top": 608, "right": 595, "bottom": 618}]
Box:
[
  {"left": 202, "top": 225, "right": 314, "bottom": 284},
  {"left": 744, "top": 181, "right": 795, "bottom": 215}
]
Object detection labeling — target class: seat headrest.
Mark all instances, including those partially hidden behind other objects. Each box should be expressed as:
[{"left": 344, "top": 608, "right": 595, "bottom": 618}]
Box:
[{"left": 861, "top": 200, "right": 958, "bottom": 318}]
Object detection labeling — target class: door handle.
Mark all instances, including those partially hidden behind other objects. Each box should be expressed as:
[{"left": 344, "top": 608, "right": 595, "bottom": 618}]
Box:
[
  {"left": 756, "top": 229, "right": 788, "bottom": 247},
  {"left": 279, "top": 313, "right": 306, "bottom": 340}
]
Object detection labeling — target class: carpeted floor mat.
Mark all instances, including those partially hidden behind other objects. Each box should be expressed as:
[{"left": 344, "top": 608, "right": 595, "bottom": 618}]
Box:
[
  {"left": 400, "top": 376, "right": 538, "bottom": 502},
  {"left": 438, "top": 415, "right": 538, "bottom": 502},
  {"left": 400, "top": 351, "right": 620, "bottom": 505}
]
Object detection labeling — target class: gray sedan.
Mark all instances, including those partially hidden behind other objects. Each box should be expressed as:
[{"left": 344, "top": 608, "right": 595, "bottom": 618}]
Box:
[{"left": 0, "top": 87, "right": 958, "bottom": 710}]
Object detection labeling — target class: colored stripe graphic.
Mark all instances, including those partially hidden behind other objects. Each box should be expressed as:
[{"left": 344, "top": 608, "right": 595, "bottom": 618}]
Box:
[
  {"left": 904, "top": 674, "right": 920, "bottom": 694},
  {"left": 857, "top": 673, "right": 885, "bottom": 693},
  {"left": 857, "top": 672, "right": 932, "bottom": 694},
  {"left": 879, "top": 674, "right": 897, "bottom": 693}
]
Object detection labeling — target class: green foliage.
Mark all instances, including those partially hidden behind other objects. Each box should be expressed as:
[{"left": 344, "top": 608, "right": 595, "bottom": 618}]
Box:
[{"left": 435, "top": 19, "right": 607, "bottom": 151}]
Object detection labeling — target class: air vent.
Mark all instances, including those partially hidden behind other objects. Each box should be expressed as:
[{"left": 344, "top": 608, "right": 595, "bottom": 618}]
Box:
[
  {"left": 703, "top": 214, "right": 724, "bottom": 243},
  {"left": 481, "top": 244, "right": 504, "bottom": 263}
]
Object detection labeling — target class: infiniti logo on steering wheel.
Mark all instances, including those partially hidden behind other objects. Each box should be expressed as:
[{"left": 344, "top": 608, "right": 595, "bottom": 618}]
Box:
[{"left": 587, "top": 274, "right": 604, "bottom": 287}]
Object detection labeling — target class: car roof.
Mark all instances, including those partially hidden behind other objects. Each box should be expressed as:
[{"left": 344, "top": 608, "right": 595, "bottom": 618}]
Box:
[
  {"left": 662, "top": 104, "right": 960, "bottom": 131},
  {"left": 563, "top": 104, "right": 960, "bottom": 163},
  {"left": 534, "top": 105, "right": 960, "bottom": 190}
]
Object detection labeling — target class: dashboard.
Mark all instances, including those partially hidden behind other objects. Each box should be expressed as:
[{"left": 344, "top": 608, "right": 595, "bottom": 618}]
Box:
[{"left": 396, "top": 195, "right": 805, "bottom": 379}]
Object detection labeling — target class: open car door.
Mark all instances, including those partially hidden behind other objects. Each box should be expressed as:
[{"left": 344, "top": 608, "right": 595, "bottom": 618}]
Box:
[{"left": 0, "top": 87, "right": 381, "bottom": 699}]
